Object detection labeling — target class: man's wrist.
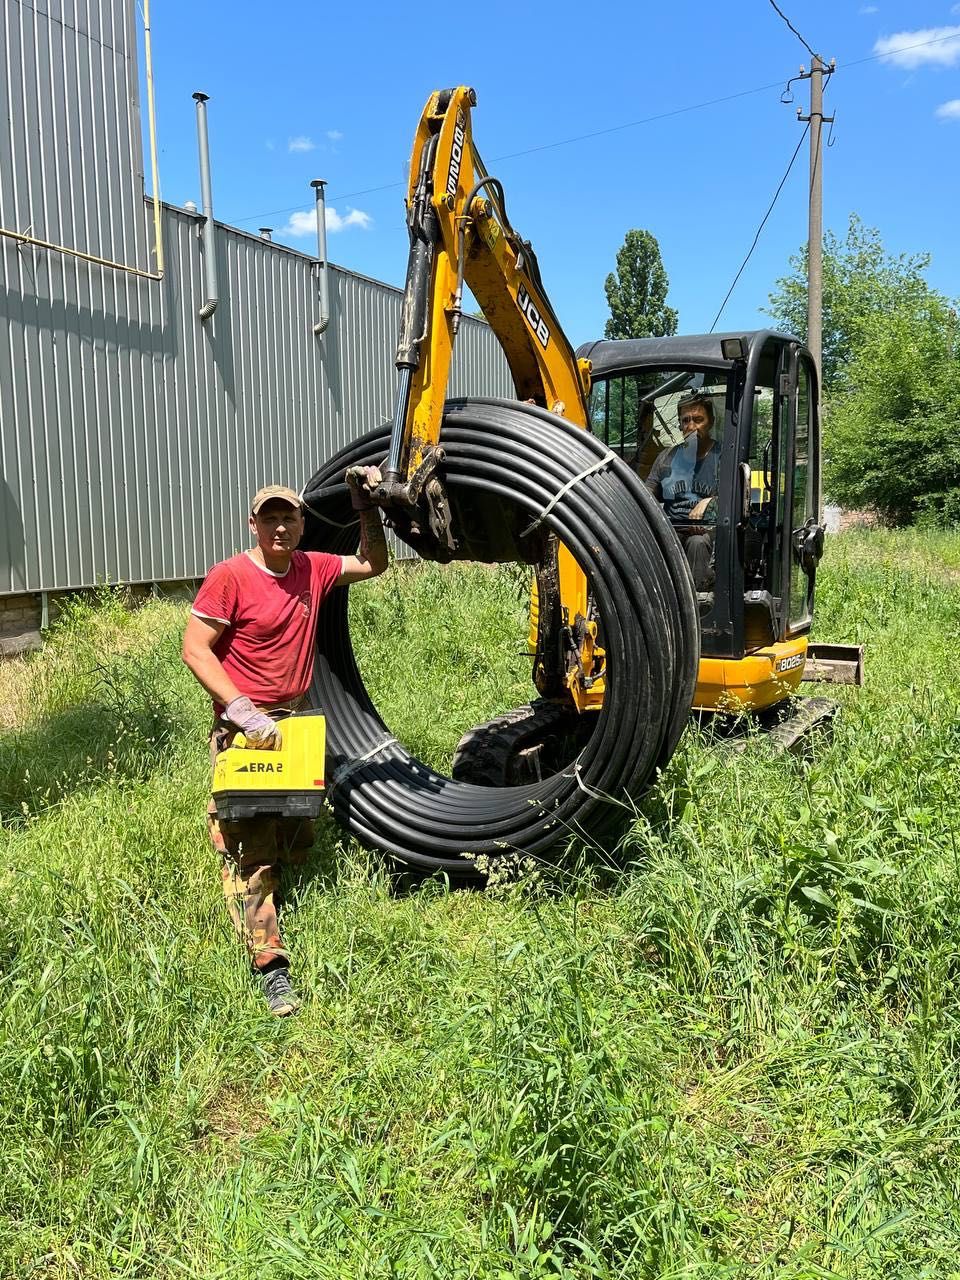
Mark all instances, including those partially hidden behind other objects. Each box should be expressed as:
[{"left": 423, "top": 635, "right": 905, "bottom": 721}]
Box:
[
  {"left": 359, "top": 508, "right": 387, "bottom": 559},
  {"left": 225, "top": 695, "right": 257, "bottom": 726}
]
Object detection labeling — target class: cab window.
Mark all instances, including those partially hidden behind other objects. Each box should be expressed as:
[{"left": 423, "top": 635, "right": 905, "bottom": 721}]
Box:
[{"left": 588, "top": 368, "right": 727, "bottom": 485}]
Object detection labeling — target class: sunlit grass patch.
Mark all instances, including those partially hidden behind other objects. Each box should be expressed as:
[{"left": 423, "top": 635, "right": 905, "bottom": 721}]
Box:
[{"left": 1, "top": 531, "right": 960, "bottom": 1277}]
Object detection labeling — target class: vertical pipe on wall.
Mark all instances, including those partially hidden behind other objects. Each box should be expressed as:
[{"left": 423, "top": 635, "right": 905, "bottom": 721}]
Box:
[
  {"left": 311, "top": 178, "right": 330, "bottom": 335},
  {"left": 142, "top": 0, "right": 165, "bottom": 277},
  {"left": 192, "top": 92, "right": 219, "bottom": 321}
]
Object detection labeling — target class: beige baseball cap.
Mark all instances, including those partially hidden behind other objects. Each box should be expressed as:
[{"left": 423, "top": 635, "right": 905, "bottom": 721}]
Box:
[{"left": 250, "top": 484, "right": 302, "bottom": 514}]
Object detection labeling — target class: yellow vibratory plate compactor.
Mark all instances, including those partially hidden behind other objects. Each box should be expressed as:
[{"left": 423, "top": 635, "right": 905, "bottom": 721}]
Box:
[{"left": 211, "top": 712, "right": 327, "bottom": 822}]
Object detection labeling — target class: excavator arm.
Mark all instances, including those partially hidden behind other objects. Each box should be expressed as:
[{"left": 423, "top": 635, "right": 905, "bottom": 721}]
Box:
[{"left": 377, "top": 86, "right": 601, "bottom": 707}]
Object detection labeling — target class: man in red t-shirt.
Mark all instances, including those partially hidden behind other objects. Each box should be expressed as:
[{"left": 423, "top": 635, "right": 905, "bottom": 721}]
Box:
[{"left": 183, "top": 473, "right": 386, "bottom": 1015}]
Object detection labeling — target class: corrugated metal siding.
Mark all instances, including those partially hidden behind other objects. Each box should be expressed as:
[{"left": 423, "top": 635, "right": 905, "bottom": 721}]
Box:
[
  {"left": 0, "top": 0, "right": 513, "bottom": 593},
  {"left": 1, "top": 0, "right": 146, "bottom": 266}
]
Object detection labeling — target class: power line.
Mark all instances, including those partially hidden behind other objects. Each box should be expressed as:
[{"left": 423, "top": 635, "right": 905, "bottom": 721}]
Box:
[
  {"left": 708, "top": 124, "right": 809, "bottom": 334},
  {"left": 840, "top": 29, "right": 960, "bottom": 70},
  {"left": 484, "top": 81, "right": 787, "bottom": 163},
  {"left": 236, "top": 181, "right": 405, "bottom": 226},
  {"left": 226, "top": 28, "right": 960, "bottom": 229},
  {"left": 767, "top": 0, "right": 817, "bottom": 58},
  {"left": 229, "top": 79, "right": 789, "bottom": 226}
]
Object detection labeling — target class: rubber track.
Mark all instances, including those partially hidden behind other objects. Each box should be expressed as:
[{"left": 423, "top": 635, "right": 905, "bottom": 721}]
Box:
[
  {"left": 300, "top": 398, "right": 699, "bottom": 877},
  {"left": 450, "top": 699, "right": 577, "bottom": 787}
]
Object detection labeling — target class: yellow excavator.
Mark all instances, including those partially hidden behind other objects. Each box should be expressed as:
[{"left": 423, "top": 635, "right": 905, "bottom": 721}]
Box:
[{"left": 299, "top": 86, "right": 860, "bottom": 873}]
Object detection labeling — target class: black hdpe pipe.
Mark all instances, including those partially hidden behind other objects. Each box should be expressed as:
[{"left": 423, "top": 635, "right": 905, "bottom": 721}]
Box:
[{"left": 300, "top": 398, "right": 699, "bottom": 877}]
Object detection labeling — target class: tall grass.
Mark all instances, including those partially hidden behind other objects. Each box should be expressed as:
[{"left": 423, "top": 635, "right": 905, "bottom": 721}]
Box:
[{"left": 1, "top": 531, "right": 959, "bottom": 1278}]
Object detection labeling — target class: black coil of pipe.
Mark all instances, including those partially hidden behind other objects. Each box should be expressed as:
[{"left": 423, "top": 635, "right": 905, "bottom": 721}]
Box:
[{"left": 300, "top": 398, "right": 699, "bottom": 876}]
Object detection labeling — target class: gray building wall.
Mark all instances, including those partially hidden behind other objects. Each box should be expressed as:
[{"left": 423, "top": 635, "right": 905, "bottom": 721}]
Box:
[{"left": 0, "top": 0, "right": 513, "bottom": 596}]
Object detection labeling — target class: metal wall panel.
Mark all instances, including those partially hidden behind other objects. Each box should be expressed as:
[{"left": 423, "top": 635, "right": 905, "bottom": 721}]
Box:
[
  {"left": 0, "top": 0, "right": 514, "bottom": 594},
  {"left": 1, "top": 0, "right": 147, "bottom": 267},
  {"left": 1, "top": 203, "right": 514, "bottom": 592}
]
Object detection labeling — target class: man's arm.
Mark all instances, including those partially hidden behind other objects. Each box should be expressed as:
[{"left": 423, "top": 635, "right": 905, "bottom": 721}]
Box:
[
  {"left": 336, "top": 465, "right": 389, "bottom": 585},
  {"left": 182, "top": 615, "right": 281, "bottom": 746},
  {"left": 182, "top": 614, "right": 242, "bottom": 705},
  {"left": 337, "top": 508, "right": 389, "bottom": 585}
]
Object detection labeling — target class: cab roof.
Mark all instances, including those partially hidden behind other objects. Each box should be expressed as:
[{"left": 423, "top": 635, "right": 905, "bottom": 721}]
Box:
[{"left": 577, "top": 330, "right": 801, "bottom": 378}]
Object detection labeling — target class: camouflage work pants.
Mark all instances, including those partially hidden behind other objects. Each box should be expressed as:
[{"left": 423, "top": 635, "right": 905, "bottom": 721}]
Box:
[{"left": 208, "top": 697, "right": 315, "bottom": 971}]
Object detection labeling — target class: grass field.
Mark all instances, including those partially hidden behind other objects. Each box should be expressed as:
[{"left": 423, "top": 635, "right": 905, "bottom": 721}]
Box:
[{"left": 2, "top": 530, "right": 960, "bottom": 1278}]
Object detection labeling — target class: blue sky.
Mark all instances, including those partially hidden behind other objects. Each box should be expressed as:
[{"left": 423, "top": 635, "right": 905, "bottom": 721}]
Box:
[{"left": 143, "top": 1, "right": 960, "bottom": 347}]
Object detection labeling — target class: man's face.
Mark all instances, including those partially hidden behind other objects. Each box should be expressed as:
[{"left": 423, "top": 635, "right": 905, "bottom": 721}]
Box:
[
  {"left": 679, "top": 402, "right": 712, "bottom": 446},
  {"left": 249, "top": 499, "right": 304, "bottom": 555}
]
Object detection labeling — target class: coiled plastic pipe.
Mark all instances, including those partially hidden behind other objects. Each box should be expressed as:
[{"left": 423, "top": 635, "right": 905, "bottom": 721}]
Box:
[{"left": 300, "top": 398, "right": 699, "bottom": 876}]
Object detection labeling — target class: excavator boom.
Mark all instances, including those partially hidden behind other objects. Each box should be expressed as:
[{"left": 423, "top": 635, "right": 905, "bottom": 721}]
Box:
[{"left": 383, "top": 86, "right": 591, "bottom": 490}]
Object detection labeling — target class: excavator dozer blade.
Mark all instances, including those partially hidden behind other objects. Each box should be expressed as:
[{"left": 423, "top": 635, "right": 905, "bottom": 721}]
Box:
[{"left": 803, "top": 642, "right": 864, "bottom": 686}]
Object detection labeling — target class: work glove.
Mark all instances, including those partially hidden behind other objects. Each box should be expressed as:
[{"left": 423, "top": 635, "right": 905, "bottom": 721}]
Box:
[
  {"left": 345, "top": 465, "right": 382, "bottom": 511},
  {"left": 224, "top": 695, "right": 281, "bottom": 750}
]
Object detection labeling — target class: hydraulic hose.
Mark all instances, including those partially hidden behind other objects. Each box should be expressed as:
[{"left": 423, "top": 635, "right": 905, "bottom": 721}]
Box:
[{"left": 300, "top": 398, "right": 699, "bottom": 877}]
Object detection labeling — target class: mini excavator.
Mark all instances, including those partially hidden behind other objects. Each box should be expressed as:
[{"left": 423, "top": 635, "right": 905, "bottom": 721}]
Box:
[{"left": 361, "top": 85, "right": 860, "bottom": 786}]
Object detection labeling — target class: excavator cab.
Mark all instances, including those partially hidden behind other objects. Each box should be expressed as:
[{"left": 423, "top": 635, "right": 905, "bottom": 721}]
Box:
[{"left": 579, "top": 331, "right": 832, "bottom": 715}]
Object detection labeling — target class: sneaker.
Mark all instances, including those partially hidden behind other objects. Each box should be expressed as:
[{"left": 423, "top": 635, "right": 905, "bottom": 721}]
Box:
[{"left": 260, "top": 965, "right": 302, "bottom": 1017}]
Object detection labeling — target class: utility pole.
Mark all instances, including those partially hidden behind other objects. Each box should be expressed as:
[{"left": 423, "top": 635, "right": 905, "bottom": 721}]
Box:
[{"left": 797, "top": 54, "right": 834, "bottom": 386}]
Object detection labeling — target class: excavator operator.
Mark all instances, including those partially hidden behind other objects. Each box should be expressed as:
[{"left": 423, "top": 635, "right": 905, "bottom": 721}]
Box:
[{"left": 644, "top": 392, "right": 719, "bottom": 591}]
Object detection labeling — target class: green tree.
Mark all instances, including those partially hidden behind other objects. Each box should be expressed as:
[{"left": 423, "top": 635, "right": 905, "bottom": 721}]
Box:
[
  {"left": 767, "top": 215, "right": 943, "bottom": 392},
  {"left": 768, "top": 216, "right": 960, "bottom": 525},
  {"left": 604, "top": 229, "right": 678, "bottom": 340}
]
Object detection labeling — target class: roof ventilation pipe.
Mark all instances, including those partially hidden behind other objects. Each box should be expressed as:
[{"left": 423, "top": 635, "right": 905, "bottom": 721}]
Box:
[
  {"left": 192, "top": 92, "right": 219, "bottom": 321},
  {"left": 311, "top": 178, "right": 330, "bottom": 335}
]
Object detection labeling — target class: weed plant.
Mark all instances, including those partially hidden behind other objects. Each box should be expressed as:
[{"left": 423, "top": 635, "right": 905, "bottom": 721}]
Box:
[{"left": 1, "top": 534, "right": 959, "bottom": 1277}]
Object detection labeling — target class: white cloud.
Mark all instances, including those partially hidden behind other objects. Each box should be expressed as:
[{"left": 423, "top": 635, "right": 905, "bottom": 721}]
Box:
[
  {"left": 282, "top": 211, "right": 317, "bottom": 236},
  {"left": 873, "top": 25, "right": 960, "bottom": 67},
  {"left": 935, "top": 97, "right": 960, "bottom": 119},
  {"left": 859, "top": 5, "right": 878, "bottom": 14},
  {"left": 326, "top": 130, "right": 343, "bottom": 142},
  {"left": 288, "top": 135, "right": 316, "bottom": 153},
  {"left": 281, "top": 207, "right": 372, "bottom": 237},
  {"left": 327, "top": 206, "right": 371, "bottom": 231}
]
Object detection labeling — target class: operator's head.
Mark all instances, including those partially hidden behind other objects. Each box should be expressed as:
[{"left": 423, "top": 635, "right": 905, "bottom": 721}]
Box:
[
  {"left": 248, "top": 484, "right": 304, "bottom": 556},
  {"left": 677, "top": 394, "right": 714, "bottom": 445}
]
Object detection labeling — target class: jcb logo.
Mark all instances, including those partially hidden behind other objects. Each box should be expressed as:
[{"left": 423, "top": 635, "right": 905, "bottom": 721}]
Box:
[
  {"left": 447, "top": 111, "right": 466, "bottom": 197},
  {"left": 517, "top": 284, "right": 550, "bottom": 350}
]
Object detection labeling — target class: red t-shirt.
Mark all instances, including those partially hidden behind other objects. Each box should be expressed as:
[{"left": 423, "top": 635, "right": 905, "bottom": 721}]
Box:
[{"left": 192, "top": 550, "right": 343, "bottom": 710}]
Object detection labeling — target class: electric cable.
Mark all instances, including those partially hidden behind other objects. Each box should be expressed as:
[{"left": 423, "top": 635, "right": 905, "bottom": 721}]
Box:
[
  {"left": 299, "top": 399, "right": 699, "bottom": 877},
  {"left": 767, "top": 0, "right": 817, "bottom": 59},
  {"left": 228, "top": 30, "right": 959, "bottom": 230},
  {"left": 708, "top": 123, "right": 809, "bottom": 333},
  {"left": 229, "top": 79, "right": 788, "bottom": 228}
]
